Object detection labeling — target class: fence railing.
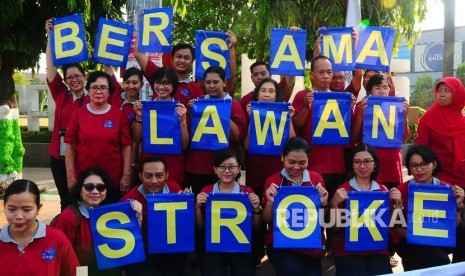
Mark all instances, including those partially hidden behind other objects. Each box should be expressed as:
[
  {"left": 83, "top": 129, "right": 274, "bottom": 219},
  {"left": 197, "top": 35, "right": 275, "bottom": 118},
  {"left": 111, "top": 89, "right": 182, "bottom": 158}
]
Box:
[{"left": 17, "top": 84, "right": 55, "bottom": 131}]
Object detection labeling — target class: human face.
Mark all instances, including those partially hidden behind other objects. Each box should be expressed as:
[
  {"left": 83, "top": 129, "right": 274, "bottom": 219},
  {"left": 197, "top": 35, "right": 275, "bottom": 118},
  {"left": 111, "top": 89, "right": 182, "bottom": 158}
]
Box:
[
  {"left": 154, "top": 77, "right": 173, "bottom": 100},
  {"left": 436, "top": 83, "right": 453, "bottom": 107},
  {"left": 123, "top": 75, "right": 142, "bottom": 100},
  {"left": 363, "top": 70, "right": 377, "bottom": 90},
  {"left": 204, "top": 73, "right": 226, "bottom": 98},
  {"left": 172, "top": 48, "right": 193, "bottom": 75},
  {"left": 214, "top": 157, "right": 240, "bottom": 185},
  {"left": 65, "top": 67, "right": 85, "bottom": 93},
  {"left": 330, "top": 72, "right": 346, "bottom": 91},
  {"left": 4, "top": 192, "right": 41, "bottom": 235},
  {"left": 352, "top": 151, "right": 376, "bottom": 180},
  {"left": 408, "top": 154, "right": 436, "bottom": 184},
  {"left": 140, "top": 161, "right": 168, "bottom": 194},
  {"left": 311, "top": 59, "right": 333, "bottom": 91},
  {"left": 80, "top": 175, "right": 107, "bottom": 208},
  {"left": 251, "top": 65, "right": 271, "bottom": 87},
  {"left": 282, "top": 150, "right": 308, "bottom": 179},
  {"left": 88, "top": 77, "right": 110, "bottom": 106},
  {"left": 369, "top": 80, "right": 390, "bottom": 96},
  {"left": 257, "top": 81, "right": 277, "bottom": 102}
]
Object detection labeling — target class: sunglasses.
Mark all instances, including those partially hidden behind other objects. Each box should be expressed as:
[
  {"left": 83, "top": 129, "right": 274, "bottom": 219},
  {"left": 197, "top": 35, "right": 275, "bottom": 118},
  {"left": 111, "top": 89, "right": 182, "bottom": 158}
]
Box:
[{"left": 83, "top": 183, "right": 107, "bottom": 192}]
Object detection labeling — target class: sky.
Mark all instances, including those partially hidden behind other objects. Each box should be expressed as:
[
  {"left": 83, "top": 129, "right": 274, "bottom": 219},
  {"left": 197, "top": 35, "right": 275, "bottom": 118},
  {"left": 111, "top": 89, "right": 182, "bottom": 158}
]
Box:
[{"left": 35, "top": 0, "right": 465, "bottom": 74}]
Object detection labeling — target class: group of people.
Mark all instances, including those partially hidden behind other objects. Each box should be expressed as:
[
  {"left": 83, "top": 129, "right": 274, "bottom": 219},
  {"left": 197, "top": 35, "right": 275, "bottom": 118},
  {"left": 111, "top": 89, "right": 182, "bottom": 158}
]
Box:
[{"left": 1, "top": 18, "right": 465, "bottom": 276}]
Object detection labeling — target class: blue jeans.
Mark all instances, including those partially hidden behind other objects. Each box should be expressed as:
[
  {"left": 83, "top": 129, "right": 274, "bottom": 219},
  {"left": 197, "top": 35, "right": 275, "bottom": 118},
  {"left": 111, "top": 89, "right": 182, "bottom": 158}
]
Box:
[
  {"left": 334, "top": 254, "right": 392, "bottom": 276},
  {"left": 266, "top": 246, "right": 322, "bottom": 276},
  {"left": 200, "top": 252, "right": 256, "bottom": 276}
]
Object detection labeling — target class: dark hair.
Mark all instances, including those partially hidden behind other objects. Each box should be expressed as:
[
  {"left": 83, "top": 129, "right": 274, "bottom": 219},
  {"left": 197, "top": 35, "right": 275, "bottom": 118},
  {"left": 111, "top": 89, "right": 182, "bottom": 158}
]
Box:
[
  {"left": 4, "top": 179, "right": 41, "bottom": 208},
  {"left": 252, "top": 78, "right": 284, "bottom": 102},
  {"left": 250, "top": 61, "right": 270, "bottom": 73},
  {"left": 349, "top": 143, "right": 379, "bottom": 181},
  {"left": 123, "top": 67, "right": 143, "bottom": 82},
  {"left": 405, "top": 145, "right": 441, "bottom": 176},
  {"left": 204, "top": 66, "right": 226, "bottom": 81},
  {"left": 62, "top": 63, "right": 85, "bottom": 78},
  {"left": 363, "top": 70, "right": 379, "bottom": 78},
  {"left": 69, "top": 167, "right": 117, "bottom": 205},
  {"left": 140, "top": 156, "right": 168, "bottom": 173},
  {"left": 282, "top": 137, "right": 310, "bottom": 157},
  {"left": 172, "top": 43, "right": 195, "bottom": 60},
  {"left": 213, "top": 148, "right": 240, "bottom": 167},
  {"left": 150, "top": 67, "right": 179, "bottom": 97},
  {"left": 366, "top": 73, "right": 389, "bottom": 95},
  {"left": 85, "top": 71, "right": 114, "bottom": 92},
  {"left": 310, "top": 55, "right": 332, "bottom": 72},
  {"left": 0, "top": 74, "right": 16, "bottom": 108}
]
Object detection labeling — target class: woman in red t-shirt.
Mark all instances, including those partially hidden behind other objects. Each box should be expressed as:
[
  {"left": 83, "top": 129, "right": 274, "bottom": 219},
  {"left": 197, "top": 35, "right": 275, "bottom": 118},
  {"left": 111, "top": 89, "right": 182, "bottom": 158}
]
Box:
[{"left": 330, "top": 143, "right": 392, "bottom": 275}]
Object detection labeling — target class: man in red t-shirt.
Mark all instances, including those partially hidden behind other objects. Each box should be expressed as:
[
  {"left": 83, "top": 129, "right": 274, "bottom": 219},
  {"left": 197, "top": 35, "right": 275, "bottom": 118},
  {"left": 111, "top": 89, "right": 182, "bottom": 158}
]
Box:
[
  {"left": 292, "top": 56, "right": 347, "bottom": 198},
  {"left": 135, "top": 42, "right": 204, "bottom": 107}
]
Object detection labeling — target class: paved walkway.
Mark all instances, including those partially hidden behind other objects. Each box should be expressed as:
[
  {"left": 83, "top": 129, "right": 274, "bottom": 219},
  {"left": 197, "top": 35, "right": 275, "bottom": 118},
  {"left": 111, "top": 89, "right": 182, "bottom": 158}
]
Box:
[{"left": 0, "top": 167, "right": 405, "bottom": 274}]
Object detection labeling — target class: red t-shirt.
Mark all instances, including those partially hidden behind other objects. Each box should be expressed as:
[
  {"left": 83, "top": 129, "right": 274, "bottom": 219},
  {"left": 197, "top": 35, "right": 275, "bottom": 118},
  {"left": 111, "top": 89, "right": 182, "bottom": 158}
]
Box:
[
  {"left": 352, "top": 102, "right": 404, "bottom": 185},
  {"left": 47, "top": 74, "right": 89, "bottom": 159},
  {"left": 144, "top": 61, "right": 204, "bottom": 107},
  {"left": 65, "top": 105, "right": 131, "bottom": 189},
  {"left": 109, "top": 74, "right": 137, "bottom": 136},
  {"left": 0, "top": 225, "right": 79, "bottom": 276},
  {"left": 292, "top": 89, "right": 346, "bottom": 174},
  {"left": 261, "top": 170, "right": 326, "bottom": 258},
  {"left": 330, "top": 181, "right": 390, "bottom": 257},
  {"left": 246, "top": 155, "right": 283, "bottom": 190},
  {"left": 416, "top": 123, "right": 465, "bottom": 188},
  {"left": 185, "top": 98, "right": 247, "bottom": 175}
]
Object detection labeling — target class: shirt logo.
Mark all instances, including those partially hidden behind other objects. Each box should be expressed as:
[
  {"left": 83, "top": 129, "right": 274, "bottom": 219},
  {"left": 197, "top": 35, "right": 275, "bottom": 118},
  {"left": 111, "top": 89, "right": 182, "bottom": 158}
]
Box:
[
  {"left": 103, "top": 120, "right": 114, "bottom": 128},
  {"left": 180, "top": 88, "right": 190, "bottom": 97},
  {"left": 128, "top": 113, "right": 136, "bottom": 122},
  {"left": 42, "top": 246, "right": 56, "bottom": 262}
]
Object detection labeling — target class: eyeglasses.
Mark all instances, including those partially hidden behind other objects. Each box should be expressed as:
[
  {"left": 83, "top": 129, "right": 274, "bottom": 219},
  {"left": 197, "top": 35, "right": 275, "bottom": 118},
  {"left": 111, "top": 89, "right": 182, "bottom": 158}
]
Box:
[
  {"left": 66, "top": 74, "right": 84, "bottom": 81},
  {"left": 154, "top": 81, "right": 171, "bottom": 87},
  {"left": 83, "top": 183, "right": 107, "bottom": 192},
  {"left": 353, "top": 159, "right": 375, "bottom": 166},
  {"left": 89, "top": 85, "right": 109, "bottom": 92},
  {"left": 372, "top": 85, "right": 390, "bottom": 91},
  {"left": 409, "top": 162, "right": 430, "bottom": 171},
  {"left": 217, "top": 165, "right": 239, "bottom": 172}
]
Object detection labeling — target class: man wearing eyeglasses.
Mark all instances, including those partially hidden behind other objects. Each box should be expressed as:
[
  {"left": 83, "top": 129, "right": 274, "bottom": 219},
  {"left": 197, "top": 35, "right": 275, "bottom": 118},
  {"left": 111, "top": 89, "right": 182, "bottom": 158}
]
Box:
[{"left": 121, "top": 155, "right": 190, "bottom": 276}]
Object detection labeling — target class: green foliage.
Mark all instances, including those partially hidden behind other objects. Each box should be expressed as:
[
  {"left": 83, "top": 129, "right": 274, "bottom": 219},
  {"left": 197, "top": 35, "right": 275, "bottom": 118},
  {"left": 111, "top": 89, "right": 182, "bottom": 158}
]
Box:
[
  {"left": 406, "top": 106, "right": 425, "bottom": 143},
  {"left": 20, "top": 129, "right": 52, "bottom": 143},
  {"left": 13, "top": 72, "right": 29, "bottom": 85},
  {"left": 457, "top": 62, "right": 465, "bottom": 87},
  {"left": 410, "top": 75, "right": 435, "bottom": 110}
]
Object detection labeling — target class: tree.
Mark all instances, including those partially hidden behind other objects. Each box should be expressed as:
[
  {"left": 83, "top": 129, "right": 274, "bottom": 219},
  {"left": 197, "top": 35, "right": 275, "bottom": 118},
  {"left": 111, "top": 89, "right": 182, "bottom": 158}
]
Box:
[
  {"left": 443, "top": 0, "right": 455, "bottom": 77},
  {"left": 456, "top": 62, "right": 465, "bottom": 86},
  {"left": 410, "top": 75, "right": 435, "bottom": 110}
]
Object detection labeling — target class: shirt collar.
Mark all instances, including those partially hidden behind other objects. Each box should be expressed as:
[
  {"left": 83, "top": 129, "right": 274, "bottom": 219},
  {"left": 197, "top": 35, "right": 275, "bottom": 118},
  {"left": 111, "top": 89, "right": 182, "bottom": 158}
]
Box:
[
  {"left": 86, "top": 103, "right": 111, "bottom": 114},
  {"left": 203, "top": 93, "right": 232, "bottom": 100},
  {"left": 410, "top": 176, "right": 441, "bottom": 185},
  {"left": 0, "top": 221, "right": 46, "bottom": 251},
  {"left": 349, "top": 178, "right": 381, "bottom": 191},
  {"left": 212, "top": 181, "right": 241, "bottom": 193},
  {"left": 137, "top": 183, "right": 170, "bottom": 199},
  {"left": 280, "top": 168, "right": 311, "bottom": 186},
  {"left": 72, "top": 90, "right": 88, "bottom": 101},
  {"left": 120, "top": 92, "right": 139, "bottom": 103},
  {"left": 179, "top": 77, "right": 193, "bottom": 84},
  {"left": 78, "top": 200, "right": 90, "bottom": 218}
]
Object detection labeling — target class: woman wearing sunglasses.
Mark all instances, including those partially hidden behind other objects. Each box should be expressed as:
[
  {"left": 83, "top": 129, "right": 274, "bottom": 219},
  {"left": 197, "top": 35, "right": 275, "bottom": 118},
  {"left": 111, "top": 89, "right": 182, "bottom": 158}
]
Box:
[{"left": 53, "top": 167, "right": 142, "bottom": 275}]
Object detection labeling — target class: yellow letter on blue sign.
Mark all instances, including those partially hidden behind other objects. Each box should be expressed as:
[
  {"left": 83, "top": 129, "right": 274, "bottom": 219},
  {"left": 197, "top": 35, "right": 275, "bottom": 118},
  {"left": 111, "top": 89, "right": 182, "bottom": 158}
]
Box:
[
  {"left": 362, "top": 96, "right": 405, "bottom": 149},
  {"left": 89, "top": 202, "right": 145, "bottom": 270},
  {"left": 345, "top": 191, "right": 390, "bottom": 251},
  {"left": 142, "top": 101, "right": 181, "bottom": 154},
  {"left": 312, "top": 92, "right": 351, "bottom": 145},
  {"left": 249, "top": 101, "right": 291, "bottom": 155},
  {"left": 195, "top": 31, "right": 230, "bottom": 79},
  {"left": 93, "top": 18, "right": 134, "bottom": 67},
  {"left": 270, "top": 28, "right": 307, "bottom": 76},
  {"left": 206, "top": 193, "right": 252, "bottom": 252},
  {"left": 319, "top": 27, "right": 355, "bottom": 71},
  {"left": 355, "top": 26, "right": 395, "bottom": 71},
  {"left": 50, "top": 14, "right": 88, "bottom": 66},
  {"left": 190, "top": 99, "right": 231, "bottom": 151},
  {"left": 138, "top": 6, "right": 173, "bottom": 53},
  {"left": 147, "top": 193, "right": 195, "bottom": 253},
  {"left": 273, "top": 186, "right": 322, "bottom": 249},
  {"left": 407, "top": 183, "right": 456, "bottom": 247}
]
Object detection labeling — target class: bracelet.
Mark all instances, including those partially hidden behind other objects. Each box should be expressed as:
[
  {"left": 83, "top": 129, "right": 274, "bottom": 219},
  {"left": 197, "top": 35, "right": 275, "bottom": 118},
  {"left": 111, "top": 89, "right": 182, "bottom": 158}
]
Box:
[
  {"left": 131, "top": 163, "right": 138, "bottom": 168},
  {"left": 394, "top": 204, "right": 404, "bottom": 210},
  {"left": 135, "top": 118, "right": 142, "bottom": 123},
  {"left": 253, "top": 206, "right": 262, "bottom": 215}
]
